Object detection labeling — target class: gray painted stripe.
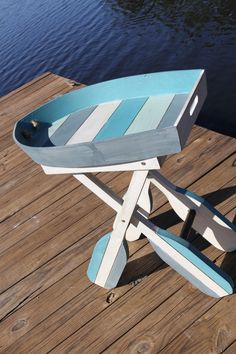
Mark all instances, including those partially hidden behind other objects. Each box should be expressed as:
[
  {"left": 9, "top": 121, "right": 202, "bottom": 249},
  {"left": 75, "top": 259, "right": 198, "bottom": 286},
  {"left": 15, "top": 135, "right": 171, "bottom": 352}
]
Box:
[
  {"left": 50, "top": 106, "right": 97, "bottom": 145},
  {"left": 48, "top": 115, "right": 70, "bottom": 137},
  {"left": 158, "top": 94, "right": 188, "bottom": 129}
]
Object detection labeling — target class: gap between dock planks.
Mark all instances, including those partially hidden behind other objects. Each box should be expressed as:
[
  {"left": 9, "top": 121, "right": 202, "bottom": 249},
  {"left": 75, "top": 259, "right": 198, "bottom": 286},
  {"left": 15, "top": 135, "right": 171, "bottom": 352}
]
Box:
[
  {"left": 224, "top": 340, "right": 236, "bottom": 354},
  {"left": 0, "top": 73, "right": 235, "bottom": 353}
]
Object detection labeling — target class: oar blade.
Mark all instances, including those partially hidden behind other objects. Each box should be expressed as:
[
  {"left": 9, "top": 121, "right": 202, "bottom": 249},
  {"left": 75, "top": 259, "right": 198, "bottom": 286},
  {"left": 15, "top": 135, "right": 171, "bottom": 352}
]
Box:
[{"left": 148, "top": 229, "right": 234, "bottom": 298}]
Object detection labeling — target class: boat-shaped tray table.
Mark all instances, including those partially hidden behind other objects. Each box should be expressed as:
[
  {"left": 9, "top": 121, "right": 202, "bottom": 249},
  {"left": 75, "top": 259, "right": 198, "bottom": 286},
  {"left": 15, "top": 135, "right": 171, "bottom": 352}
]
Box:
[{"left": 13, "top": 70, "right": 236, "bottom": 298}]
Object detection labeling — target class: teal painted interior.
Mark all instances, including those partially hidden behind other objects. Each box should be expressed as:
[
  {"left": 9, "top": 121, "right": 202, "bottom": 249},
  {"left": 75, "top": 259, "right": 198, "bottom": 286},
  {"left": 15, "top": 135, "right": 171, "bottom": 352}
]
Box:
[
  {"left": 157, "top": 228, "right": 234, "bottom": 294},
  {"left": 94, "top": 97, "right": 147, "bottom": 142},
  {"left": 16, "top": 70, "right": 202, "bottom": 129}
]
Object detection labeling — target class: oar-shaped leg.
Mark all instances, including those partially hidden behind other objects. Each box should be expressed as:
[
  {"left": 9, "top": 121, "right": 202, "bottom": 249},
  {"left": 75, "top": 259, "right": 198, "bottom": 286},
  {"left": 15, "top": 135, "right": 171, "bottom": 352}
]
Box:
[
  {"left": 123, "top": 179, "right": 152, "bottom": 242},
  {"left": 149, "top": 171, "right": 236, "bottom": 251},
  {"left": 74, "top": 172, "right": 234, "bottom": 297},
  {"left": 87, "top": 170, "right": 148, "bottom": 289}
]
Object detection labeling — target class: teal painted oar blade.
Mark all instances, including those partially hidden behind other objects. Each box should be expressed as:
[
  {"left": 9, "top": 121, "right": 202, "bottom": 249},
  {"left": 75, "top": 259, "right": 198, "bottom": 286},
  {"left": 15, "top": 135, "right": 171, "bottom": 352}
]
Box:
[
  {"left": 87, "top": 233, "right": 129, "bottom": 289},
  {"left": 148, "top": 229, "right": 234, "bottom": 298}
]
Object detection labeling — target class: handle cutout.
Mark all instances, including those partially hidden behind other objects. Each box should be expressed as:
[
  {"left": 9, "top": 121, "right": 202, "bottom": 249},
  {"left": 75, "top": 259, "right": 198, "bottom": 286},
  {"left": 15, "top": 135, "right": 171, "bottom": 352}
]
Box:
[{"left": 190, "top": 95, "right": 199, "bottom": 116}]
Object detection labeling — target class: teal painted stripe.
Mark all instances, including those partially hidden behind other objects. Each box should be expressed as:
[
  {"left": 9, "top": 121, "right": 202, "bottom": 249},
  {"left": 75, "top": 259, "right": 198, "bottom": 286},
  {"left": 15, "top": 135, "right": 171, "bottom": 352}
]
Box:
[
  {"left": 87, "top": 233, "right": 111, "bottom": 283},
  {"left": 158, "top": 94, "right": 189, "bottom": 129},
  {"left": 126, "top": 95, "right": 175, "bottom": 135},
  {"left": 176, "top": 187, "right": 236, "bottom": 232},
  {"left": 93, "top": 98, "right": 147, "bottom": 142},
  {"left": 50, "top": 106, "right": 97, "bottom": 146},
  {"left": 157, "top": 228, "right": 233, "bottom": 294}
]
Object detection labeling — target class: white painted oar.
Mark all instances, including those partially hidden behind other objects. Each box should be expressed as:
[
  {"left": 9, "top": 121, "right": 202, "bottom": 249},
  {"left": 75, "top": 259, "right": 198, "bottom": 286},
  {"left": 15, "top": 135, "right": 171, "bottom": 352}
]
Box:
[
  {"left": 149, "top": 171, "right": 236, "bottom": 252},
  {"left": 89, "top": 170, "right": 148, "bottom": 288}
]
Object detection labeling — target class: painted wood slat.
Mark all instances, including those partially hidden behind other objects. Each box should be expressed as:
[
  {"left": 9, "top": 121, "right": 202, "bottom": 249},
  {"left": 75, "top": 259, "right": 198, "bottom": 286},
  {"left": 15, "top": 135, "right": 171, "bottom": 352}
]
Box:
[
  {"left": 50, "top": 106, "right": 97, "bottom": 145},
  {"left": 67, "top": 101, "right": 121, "bottom": 145},
  {"left": 48, "top": 115, "right": 69, "bottom": 137},
  {"left": 125, "top": 95, "right": 175, "bottom": 135},
  {"left": 158, "top": 94, "right": 189, "bottom": 129},
  {"left": 93, "top": 97, "right": 147, "bottom": 142}
]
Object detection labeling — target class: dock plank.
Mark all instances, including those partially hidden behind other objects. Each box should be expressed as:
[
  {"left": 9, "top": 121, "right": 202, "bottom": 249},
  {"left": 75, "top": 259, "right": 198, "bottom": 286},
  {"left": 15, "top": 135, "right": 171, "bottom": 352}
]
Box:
[{"left": 0, "top": 73, "right": 235, "bottom": 354}]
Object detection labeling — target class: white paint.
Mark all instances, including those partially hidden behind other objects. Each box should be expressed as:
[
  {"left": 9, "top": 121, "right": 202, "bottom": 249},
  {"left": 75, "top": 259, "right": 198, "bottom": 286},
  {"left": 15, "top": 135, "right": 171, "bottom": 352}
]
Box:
[
  {"left": 149, "top": 170, "right": 236, "bottom": 252},
  {"left": 174, "top": 70, "right": 204, "bottom": 127},
  {"left": 41, "top": 157, "right": 161, "bottom": 174},
  {"left": 66, "top": 101, "right": 121, "bottom": 144},
  {"left": 190, "top": 95, "right": 199, "bottom": 116},
  {"left": 125, "top": 178, "right": 152, "bottom": 241},
  {"left": 94, "top": 170, "right": 148, "bottom": 287}
]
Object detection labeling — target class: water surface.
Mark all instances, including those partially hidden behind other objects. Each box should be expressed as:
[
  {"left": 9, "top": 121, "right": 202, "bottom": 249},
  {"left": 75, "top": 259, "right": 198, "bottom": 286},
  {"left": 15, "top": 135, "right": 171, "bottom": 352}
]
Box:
[{"left": 0, "top": 0, "right": 235, "bottom": 136}]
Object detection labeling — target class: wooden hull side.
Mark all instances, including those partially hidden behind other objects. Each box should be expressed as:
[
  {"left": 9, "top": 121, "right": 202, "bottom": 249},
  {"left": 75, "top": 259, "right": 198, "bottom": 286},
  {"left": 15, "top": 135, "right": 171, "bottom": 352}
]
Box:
[{"left": 14, "top": 126, "right": 180, "bottom": 168}]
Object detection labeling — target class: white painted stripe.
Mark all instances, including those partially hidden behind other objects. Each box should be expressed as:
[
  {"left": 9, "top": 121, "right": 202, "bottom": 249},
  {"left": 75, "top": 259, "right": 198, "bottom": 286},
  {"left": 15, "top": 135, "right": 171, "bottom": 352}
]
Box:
[
  {"left": 66, "top": 101, "right": 121, "bottom": 145},
  {"left": 126, "top": 95, "right": 175, "bottom": 134},
  {"left": 48, "top": 115, "right": 69, "bottom": 137}
]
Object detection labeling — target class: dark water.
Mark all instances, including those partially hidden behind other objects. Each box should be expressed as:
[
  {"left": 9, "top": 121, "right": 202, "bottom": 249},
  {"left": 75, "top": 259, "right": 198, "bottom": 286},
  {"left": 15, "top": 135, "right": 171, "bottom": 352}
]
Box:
[{"left": 0, "top": 0, "right": 236, "bottom": 136}]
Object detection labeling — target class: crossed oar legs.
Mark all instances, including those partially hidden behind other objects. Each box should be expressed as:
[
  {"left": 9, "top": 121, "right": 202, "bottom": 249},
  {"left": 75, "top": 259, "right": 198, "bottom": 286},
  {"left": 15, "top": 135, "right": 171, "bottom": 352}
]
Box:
[{"left": 75, "top": 169, "right": 236, "bottom": 298}]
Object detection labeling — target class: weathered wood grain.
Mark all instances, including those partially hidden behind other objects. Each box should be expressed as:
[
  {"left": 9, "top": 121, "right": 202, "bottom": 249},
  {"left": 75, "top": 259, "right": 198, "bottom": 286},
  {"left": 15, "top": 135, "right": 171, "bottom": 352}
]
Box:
[{"left": 223, "top": 340, "right": 236, "bottom": 353}]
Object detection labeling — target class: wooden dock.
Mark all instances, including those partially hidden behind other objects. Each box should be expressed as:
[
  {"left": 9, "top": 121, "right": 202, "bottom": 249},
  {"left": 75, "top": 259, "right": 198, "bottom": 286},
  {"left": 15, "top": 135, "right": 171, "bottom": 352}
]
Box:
[{"left": 0, "top": 72, "right": 235, "bottom": 354}]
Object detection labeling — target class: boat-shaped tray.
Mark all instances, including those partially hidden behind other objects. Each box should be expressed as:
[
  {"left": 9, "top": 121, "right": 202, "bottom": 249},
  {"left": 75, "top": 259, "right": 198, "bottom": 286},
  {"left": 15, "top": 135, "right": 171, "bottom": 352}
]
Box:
[{"left": 13, "top": 70, "right": 207, "bottom": 168}]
